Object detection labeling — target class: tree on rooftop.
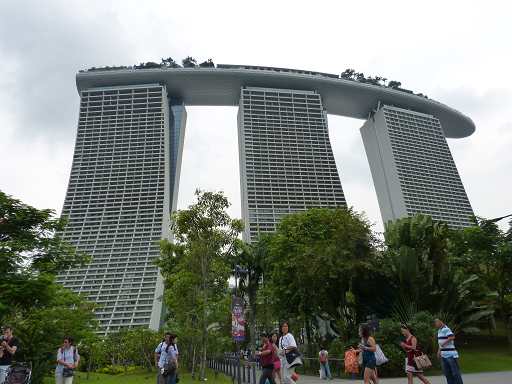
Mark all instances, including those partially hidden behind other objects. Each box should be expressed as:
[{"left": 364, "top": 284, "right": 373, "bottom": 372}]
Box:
[{"left": 182, "top": 56, "right": 198, "bottom": 68}]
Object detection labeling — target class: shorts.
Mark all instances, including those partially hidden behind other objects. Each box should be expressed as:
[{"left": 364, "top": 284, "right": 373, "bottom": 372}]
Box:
[
  {"left": 363, "top": 360, "right": 376, "bottom": 370},
  {"left": 274, "top": 360, "right": 281, "bottom": 372}
]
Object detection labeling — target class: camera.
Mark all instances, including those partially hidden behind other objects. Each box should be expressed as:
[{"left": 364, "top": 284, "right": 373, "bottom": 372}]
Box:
[{"left": 0, "top": 335, "right": 8, "bottom": 341}]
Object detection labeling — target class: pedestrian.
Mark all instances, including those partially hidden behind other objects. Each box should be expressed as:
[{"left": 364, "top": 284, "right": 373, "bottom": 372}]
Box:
[
  {"left": 164, "top": 334, "right": 179, "bottom": 384},
  {"left": 350, "top": 323, "right": 379, "bottom": 384},
  {"left": 398, "top": 324, "right": 431, "bottom": 384},
  {"left": 435, "top": 317, "right": 463, "bottom": 384},
  {"left": 255, "top": 332, "right": 278, "bottom": 384},
  {"left": 318, "top": 348, "right": 333, "bottom": 380},
  {"left": 270, "top": 332, "right": 282, "bottom": 384},
  {"left": 155, "top": 332, "right": 171, "bottom": 384},
  {"left": 55, "top": 336, "right": 80, "bottom": 384},
  {"left": 278, "top": 322, "right": 300, "bottom": 384},
  {"left": 0, "top": 325, "right": 19, "bottom": 384}
]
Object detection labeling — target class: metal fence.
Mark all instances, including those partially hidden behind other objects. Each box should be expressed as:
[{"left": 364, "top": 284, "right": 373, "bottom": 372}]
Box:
[{"left": 206, "top": 356, "right": 356, "bottom": 382}]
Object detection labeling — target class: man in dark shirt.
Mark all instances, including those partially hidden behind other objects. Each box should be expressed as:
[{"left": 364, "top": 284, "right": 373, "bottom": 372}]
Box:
[{"left": 0, "top": 325, "right": 19, "bottom": 383}]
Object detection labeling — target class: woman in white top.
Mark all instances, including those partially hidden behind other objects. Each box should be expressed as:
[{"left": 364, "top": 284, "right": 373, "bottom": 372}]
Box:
[
  {"left": 55, "top": 336, "right": 80, "bottom": 384},
  {"left": 278, "top": 322, "right": 298, "bottom": 384}
]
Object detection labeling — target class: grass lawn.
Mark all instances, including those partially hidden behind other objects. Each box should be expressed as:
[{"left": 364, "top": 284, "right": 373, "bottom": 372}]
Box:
[
  {"left": 43, "top": 368, "right": 232, "bottom": 384},
  {"left": 456, "top": 323, "right": 512, "bottom": 373}
]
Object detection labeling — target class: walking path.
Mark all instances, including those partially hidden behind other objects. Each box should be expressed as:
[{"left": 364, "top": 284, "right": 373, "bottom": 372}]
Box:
[{"left": 296, "top": 370, "right": 512, "bottom": 384}]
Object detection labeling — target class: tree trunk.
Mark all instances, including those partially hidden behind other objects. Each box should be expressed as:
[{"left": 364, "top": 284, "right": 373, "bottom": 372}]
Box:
[
  {"left": 190, "top": 318, "right": 197, "bottom": 378},
  {"left": 264, "top": 298, "right": 270, "bottom": 332},
  {"left": 86, "top": 346, "right": 93, "bottom": 379},
  {"left": 199, "top": 254, "right": 209, "bottom": 381},
  {"left": 338, "top": 281, "right": 346, "bottom": 342}
]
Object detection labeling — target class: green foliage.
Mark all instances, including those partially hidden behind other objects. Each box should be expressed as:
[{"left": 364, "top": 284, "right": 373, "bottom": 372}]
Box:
[
  {"left": 450, "top": 216, "right": 512, "bottom": 352},
  {"left": 0, "top": 190, "right": 90, "bottom": 320},
  {"left": 9, "top": 291, "right": 97, "bottom": 384},
  {"left": 199, "top": 59, "right": 215, "bottom": 67},
  {"left": 155, "top": 189, "right": 244, "bottom": 381},
  {"left": 265, "top": 207, "right": 382, "bottom": 341},
  {"left": 382, "top": 213, "right": 492, "bottom": 332},
  {"left": 340, "top": 69, "right": 426, "bottom": 98},
  {"left": 182, "top": 56, "right": 197, "bottom": 68}
]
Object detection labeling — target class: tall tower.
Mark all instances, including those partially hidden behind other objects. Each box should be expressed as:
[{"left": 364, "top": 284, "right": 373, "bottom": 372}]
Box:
[
  {"left": 360, "top": 105, "right": 474, "bottom": 228},
  {"left": 56, "top": 83, "right": 186, "bottom": 333},
  {"left": 238, "top": 87, "right": 346, "bottom": 243}
]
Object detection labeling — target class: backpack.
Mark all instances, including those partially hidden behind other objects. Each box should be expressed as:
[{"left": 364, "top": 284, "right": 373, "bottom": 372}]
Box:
[
  {"left": 60, "top": 347, "right": 77, "bottom": 360},
  {"left": 320, "top": 351, "right": 327, "bottom": 364}
]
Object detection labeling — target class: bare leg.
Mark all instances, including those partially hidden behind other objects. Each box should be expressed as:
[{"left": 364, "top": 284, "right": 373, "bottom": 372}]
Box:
[
  {"left": 364, "top": 367, "right": 379, "bottom": 384},
  {"left": 407, "top": 371, "right": 414, "bottom": 384},
  {"left": 415, "top": 372, "right": 430, "bottom": 384}
]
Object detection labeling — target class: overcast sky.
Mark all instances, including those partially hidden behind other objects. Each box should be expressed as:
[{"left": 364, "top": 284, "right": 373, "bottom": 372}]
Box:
[{"left": 1, "top": 0, "right": 511, "bottom": 233}]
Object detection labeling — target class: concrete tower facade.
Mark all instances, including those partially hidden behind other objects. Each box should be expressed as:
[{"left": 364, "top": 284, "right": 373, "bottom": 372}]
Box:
[
  {"left": 360, "top": 105, "right": 474, "bottom": 228},
  {"left": 59, "top": 65, "right": 477, "bottom": 332},
  {"left": 56, "top": 83, "right": 186, "bottom": 333},
  {"left": 238, "top": 87, "right": 346, "bottom": 243}
]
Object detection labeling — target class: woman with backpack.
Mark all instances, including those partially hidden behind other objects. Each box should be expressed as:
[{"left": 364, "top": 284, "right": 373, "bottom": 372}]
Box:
[
  {"left": 318, "top": 348, "right": 333, "bottom": 380},
  {"left": 55, "top": 336, "right": 80, "bottom": 384}
]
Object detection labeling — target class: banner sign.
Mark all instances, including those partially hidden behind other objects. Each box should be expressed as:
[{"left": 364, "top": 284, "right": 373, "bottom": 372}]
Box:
[
  {"left": 367, "top": 314, "right": 379, "bottom": 332},
  {"left": 232, "top": 298, "right": 245, "bottom": 341}
]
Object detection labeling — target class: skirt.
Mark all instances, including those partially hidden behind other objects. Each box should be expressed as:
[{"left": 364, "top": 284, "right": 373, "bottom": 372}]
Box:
[
  {"left": 405, "top": 358, "right": 423, "bottom": 373},
  {"left": 274, "top": 360, "right": 281, "bottom": 372}
]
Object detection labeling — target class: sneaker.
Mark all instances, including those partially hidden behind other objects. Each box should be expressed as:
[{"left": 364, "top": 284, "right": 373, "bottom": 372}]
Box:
[{"left": 329, "top": 378, "right": 333, "bottom": 380}]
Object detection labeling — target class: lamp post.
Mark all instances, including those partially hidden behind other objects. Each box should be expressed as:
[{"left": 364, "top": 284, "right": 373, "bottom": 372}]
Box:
[{"left": 234, "top": 263, "right": 247, "bottom": 384}]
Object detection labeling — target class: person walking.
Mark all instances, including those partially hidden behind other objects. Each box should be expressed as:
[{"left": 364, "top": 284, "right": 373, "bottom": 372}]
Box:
[
  {"left": 318, "top": 348, "right": 333, "bottom": 380},
  {"left": 255, "top": 332, "right": 278, "bottom": 384},
  {"left": 435, "top": 317, "right": 463, "bottom": 384},
  {"left": 164, "top": 334, "right": 179, "bottom": 384},
  {"left": 271, "top": 332, "right": 282, "bottom": 384},
  {"left": 279, "top": 322, "right": 300, "bottom": 384},
  {"left": 350, "top": 323, "right": 379, "bottom": 384},
  {"left": 398, "top": 325, "right": 430, "bottom": 384},
  {"left": 155, "top": 332, "right": 171, "bottom": 384},
  {"left": 55, "top": 337, "right": 80, "bottom": 384}
]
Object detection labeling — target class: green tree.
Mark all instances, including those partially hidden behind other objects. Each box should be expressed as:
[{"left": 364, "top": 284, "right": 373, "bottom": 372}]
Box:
[
  {"left": 182, "top": 56, "right": 197, "bottom": 68},
  {"left": 450, "top": 216, "right": 512, "bottom": 353},
  {"left": 199, "top": 59, "right": 215, "bottom": 68},
  {"left": 234, "top": 237, "right": 266, "bottom": 355},
  {"left": 383, "top": 213, "right": 493, "bottom": 331},
  {"left": 266, "top": 207, "right": 382, "bottom": 341},
  {"left": 155, "top": 189, "right": 244, "bottom": 381},
  {"left": 161, "top": 57, "right": 181, "bottom": 68},
  {"left": 9, "top": 291, "right": 98, "bottom": 384},
  {"left": 0, "top": 190, "right": 90, "bottom": 320}
]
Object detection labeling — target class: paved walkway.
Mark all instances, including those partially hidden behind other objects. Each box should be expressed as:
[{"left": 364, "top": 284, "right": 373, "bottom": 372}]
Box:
[{"left": 296, "top": 370, "right": 512, "bottom": 384}]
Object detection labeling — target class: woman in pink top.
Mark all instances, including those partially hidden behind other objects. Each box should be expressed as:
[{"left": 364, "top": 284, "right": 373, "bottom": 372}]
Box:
[
  {"left": 271, "top": 332, "right": 282, "bottom": 384},
  {"left": 255, "top": 332, "right": 278, "bottom": 384}
]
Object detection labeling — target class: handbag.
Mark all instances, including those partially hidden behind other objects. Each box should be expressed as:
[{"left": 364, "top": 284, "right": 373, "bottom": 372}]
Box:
[
  {"left": 344, "top": 350, "right": 358, "bottom": 373},
  {"left": 413, "top": 354, "right": 432, "bottom": 370},
  {"left": 357, "top": 350, "right": 363, "bottom": 366},
  {"left": 285, "top": 348, "right": 302, "bottom": 365},
  {"left": 375, "top": 345, "right": 388, "bottom": 366},
  {"left": 161, "top": 361, "right": 176, "bottom": 378},
  {"left": 291, "top": 371, "right": 299, "bottom": 381},
  {"left": 62, "top": 368, "right": 76, "bottom": 377}
]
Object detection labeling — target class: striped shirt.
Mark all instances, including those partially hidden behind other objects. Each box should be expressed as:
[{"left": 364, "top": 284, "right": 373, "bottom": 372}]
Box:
[{"left": 438, "top": 325, "right": 458, "bottom": 358}]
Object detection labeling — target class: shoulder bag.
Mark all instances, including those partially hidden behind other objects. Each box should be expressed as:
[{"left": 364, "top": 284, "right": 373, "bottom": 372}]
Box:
[
  {"left": 162, "top": 361, "right": 176, "bottom": 378},
  {"left": 375, "top": 345, "right": 388, "bottom": 366},
  {"left": 62, "top": 368, "right": 76, "bottom": 377},
  {"left": 413, "top": 354, "right": 432, "bottom": 370}
]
